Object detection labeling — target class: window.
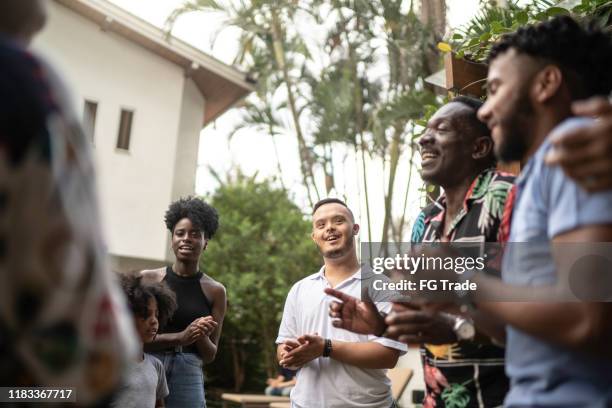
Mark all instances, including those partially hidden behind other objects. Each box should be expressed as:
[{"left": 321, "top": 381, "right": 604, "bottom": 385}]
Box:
[
  {"left": 83, "top": 100, "right": 98, "bottom": 142},
  {"left": 116, "top": 109, "right": 134, "bottom": 150}
]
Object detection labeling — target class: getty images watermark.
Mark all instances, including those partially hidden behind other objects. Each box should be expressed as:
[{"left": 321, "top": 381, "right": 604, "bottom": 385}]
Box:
[{"left": 360, "top": 242, "right": 612, "bottom": 302}]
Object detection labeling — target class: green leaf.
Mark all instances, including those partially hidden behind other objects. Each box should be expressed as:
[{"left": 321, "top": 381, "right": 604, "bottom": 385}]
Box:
[
  {"left": 534, "top": 11, "right": 548, "bottom": 21},
  {"left": 547, "top": 7, "right": 570, "bottom": 16},
  {"left": 516, "top": 11, "right": 528, "bottom": 24},
  {"left": 441, "top": 382, "right": 471, "bottom": 408},
  {"left": 467, "top": 37, "right": 480, "bottom": 47},
  {"left": 479, "top": 32, "right": 491, "bottom": 42},
  {"left": 452, "top": 33, "right": 464, "bottom": 40},
  {"left": 491, "top": 21, "right": 504, "bottom": 33}
]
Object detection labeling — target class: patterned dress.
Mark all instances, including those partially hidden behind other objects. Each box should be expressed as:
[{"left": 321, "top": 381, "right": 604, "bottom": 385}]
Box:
[{"left": 411, "top": 168, "right": 515, "bottom": 408}]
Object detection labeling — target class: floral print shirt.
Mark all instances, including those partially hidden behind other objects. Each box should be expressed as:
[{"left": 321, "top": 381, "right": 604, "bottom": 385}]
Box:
[{"left": 411, "top": 168, "right": 515, "bottom": 408}]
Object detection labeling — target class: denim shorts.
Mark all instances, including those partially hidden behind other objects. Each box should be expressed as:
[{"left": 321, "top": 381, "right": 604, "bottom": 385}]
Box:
[{"left": 152, "top": 351, "right": 206, "bottom": 408}]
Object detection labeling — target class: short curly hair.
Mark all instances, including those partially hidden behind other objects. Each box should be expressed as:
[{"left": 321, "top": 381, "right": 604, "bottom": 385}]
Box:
[
  {"left": 488, "top": 15, "right": 612, "bottom": 100},
  {"left": 119, "top": 274, "right": 177, "bottom": 329},
  {"left": 164, "top": 196, "right": 219, "bottom": 239},
  {"left": 450, "top": 96, "right": 491, "bottom": 139}
]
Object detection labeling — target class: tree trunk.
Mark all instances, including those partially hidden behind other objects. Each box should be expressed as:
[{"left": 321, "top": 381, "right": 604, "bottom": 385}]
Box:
[
  {"left": 261, "top": 318, "right": 275, "bottom": 378},
  {"left": 230, "top": 338, "right": 246, "bottom": 391},
  {"left": 397, "top": 145, "right": 417, "bottom": 241},
  {"left": 269, "top": 123, "right": 287, "bottom": 191},
  {"left": 341, "top": 19, "right": 373, "bottom": 245},
  {"left": 381, "top": 126, "right": 402, "bottom": 246},
  {"left": 271, "top": 10, "right": 319, "bottom": 205}
]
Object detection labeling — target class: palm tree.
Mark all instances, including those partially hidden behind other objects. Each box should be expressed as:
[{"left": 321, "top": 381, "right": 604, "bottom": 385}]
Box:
[
  {"left": 168, "top": 0, "right": 321, "bottom": 205},
  {"left": 169, "top": 0, "right": 441, "bottom": 246}
]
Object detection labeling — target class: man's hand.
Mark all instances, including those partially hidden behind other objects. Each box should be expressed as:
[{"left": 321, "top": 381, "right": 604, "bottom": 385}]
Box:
[
  {"left": 324, "top": 288, "right": 386, "bottom": 335},
  {"left": 384, "top": 303, "right": 456, "bottom": 345},
  {"left": 279, "top": 334, "right": 324, "bottom": 369},
  {"left": 278, "top": 339, "right": 300, "bottom": 359},
  {"left": 277, "top": 339, "right": 300, "bottom": 369},
  {"left": 545, "top": 97, "right": 612, "bottom": 192}
]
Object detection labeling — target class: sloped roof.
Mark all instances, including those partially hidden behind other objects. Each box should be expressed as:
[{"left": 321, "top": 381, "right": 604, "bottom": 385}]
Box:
[{"left": 54, "top": 0, "right": 255, "bottom": 126}]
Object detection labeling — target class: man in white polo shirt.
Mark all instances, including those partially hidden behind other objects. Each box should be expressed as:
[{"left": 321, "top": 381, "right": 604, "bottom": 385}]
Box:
[{"left": 276, "top": 198, "right": 407, "bottom": 408}]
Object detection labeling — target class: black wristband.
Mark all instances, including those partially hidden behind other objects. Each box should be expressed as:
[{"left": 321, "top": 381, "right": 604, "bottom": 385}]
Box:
[{"left": 322, "top": 338, "right": 332, "bottom": 357}]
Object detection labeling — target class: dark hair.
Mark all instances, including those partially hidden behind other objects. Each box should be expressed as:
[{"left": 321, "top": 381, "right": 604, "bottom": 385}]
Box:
[
  {"left": 164, "top": 196, "right": 219, "bottom": 239},
  {"left": 450, "top": 95, "right": 491, "bottom": 138},
  {"left": 312, "top": 198, "right": 354, "bottom": 221},
  {"left": 119, "top": 274, "right": 177, "bottom": 329},
  {"left": 488, "top": 15, "right": 612, "bottom": 99},
  {"left": 450, "top": 96, "right": 496, "bottom": 166}
]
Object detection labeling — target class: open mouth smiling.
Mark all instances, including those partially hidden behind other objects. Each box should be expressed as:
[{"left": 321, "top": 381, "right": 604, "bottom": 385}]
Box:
[
  {"left": 420, "top": 149, "right": 439, "bottom": 166},
  {"left": 325, "top": 234, "right": 340, "bottom": 243}
]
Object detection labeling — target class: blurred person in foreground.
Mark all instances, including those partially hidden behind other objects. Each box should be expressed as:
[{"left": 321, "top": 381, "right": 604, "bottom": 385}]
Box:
[
  {"left": 0, "top": 0, "right": 136, "bottom": 405},
  {"left": 276, "top": 198, "right": 407, "bottom": 408}
]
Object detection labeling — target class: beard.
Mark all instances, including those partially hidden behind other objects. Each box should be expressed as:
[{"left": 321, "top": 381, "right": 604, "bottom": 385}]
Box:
[
  {"left": 318, "top": 237, "right": 354, "bottom": 259},
  {"left": 495, "top": 87, "right": 534, "bottom": 162}
]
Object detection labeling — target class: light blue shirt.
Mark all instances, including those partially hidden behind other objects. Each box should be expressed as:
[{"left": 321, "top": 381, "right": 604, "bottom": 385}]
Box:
[{"left": 502, "top": 117, "right": 612, "bottom": 407}]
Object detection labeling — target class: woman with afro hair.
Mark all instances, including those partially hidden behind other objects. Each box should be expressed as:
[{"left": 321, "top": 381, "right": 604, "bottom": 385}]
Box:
[{"left": 141, "top": 196, "right": 227, "bottom": 408}]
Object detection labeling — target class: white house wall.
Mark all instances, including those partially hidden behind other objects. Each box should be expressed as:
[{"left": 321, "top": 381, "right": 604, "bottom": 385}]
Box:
[
  {"left": 171, "top": 78, "right": 205, "bottom": 202},
  {"left": 33, "top": 1, "right": 194, "bottom": 264},
  {"left": 167, "top": 78, "right": 206, "bottom": 260}
]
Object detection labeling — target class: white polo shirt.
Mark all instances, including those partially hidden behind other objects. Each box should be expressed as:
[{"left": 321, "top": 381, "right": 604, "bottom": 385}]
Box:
[{"left": 276, "top": 267, "right": 408, "bottom": 408}]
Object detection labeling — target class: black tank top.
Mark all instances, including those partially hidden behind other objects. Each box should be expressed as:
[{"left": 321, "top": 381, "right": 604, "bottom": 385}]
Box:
[{"left": 162, "top": 266, "right": 212, "bottom": 353}]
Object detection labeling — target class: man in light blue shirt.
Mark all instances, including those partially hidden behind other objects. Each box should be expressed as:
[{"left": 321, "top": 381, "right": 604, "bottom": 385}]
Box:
[{"left": 472, "top": 16, "right": 612, "bottom": 407}]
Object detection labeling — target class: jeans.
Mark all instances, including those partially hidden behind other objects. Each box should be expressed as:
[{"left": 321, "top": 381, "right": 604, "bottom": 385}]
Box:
[{"left": 153, "top": 352, "right": 206, "bottom": 408}]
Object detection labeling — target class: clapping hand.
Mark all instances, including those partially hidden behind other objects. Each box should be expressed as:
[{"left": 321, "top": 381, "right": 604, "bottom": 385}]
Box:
[
  {"left": 180, "top": 316, "right": 217, "bottom": 346},
  {"left": 195, "top": 316, "right": 217, "bottom": 336},
  {"left": 279, "top": 334, "right": 324, "bottom": 369}
]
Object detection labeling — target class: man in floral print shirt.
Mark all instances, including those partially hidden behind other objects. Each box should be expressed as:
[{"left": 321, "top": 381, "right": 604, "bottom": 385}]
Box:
[
  {"left": 327, "top": 97, "right": 515, "bottom": 407},
  {"left": 407, "top": 97, "right": 514, "bottom": 408}
]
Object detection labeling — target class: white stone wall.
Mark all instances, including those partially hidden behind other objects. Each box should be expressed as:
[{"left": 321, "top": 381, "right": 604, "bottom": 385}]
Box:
[{"left": 33, "top": 1, "right": 203, "bottom": 265}]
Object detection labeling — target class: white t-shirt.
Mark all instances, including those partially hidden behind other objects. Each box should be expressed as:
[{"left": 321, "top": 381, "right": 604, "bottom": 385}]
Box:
[{"left": 277, "top": 267, "right": 407, "bottom": 408}]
